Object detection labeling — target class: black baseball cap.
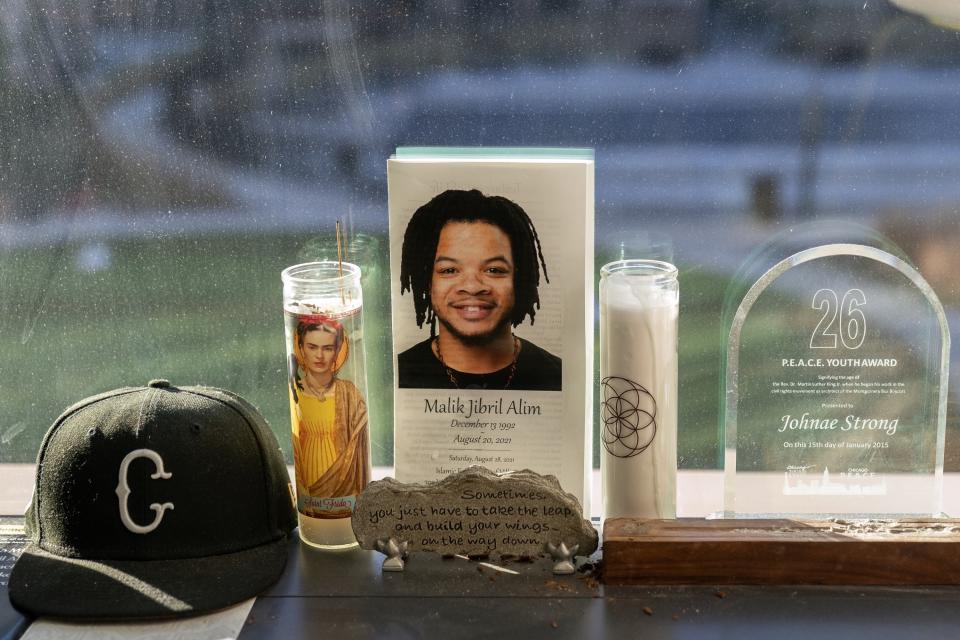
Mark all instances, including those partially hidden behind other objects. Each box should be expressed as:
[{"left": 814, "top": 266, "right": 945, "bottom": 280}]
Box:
[{"left": 9, "top": 380, "right": 298, "bottom": 620}]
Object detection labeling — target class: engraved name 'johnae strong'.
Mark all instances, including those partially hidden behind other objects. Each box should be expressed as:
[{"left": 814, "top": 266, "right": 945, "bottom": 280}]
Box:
[{"left": 778, "top": 413, "right": 899, "bottom": 435}]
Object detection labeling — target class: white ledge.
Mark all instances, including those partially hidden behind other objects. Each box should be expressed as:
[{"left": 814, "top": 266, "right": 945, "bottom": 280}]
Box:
[{"left": 4, "top": 465, "right": 959, "bottom": 520}]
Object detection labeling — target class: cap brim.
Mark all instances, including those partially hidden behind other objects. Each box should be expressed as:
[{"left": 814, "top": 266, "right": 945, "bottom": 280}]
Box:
[{"left": 9, "top": 536, "right": 291, "bottom": 621}]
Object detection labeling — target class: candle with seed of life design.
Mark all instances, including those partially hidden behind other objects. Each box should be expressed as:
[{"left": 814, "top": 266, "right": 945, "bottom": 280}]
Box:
[{"left": 599, "top": 260, "right": 679, "bottom": 519}]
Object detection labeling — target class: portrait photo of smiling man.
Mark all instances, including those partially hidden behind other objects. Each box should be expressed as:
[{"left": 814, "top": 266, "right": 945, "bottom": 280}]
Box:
[{"left": 397, "top": 188, "right": 562, "bottom": 391}]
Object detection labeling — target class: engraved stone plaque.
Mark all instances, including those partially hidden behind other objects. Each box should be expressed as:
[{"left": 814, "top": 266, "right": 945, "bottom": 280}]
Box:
[
  {"left": 352, "top": 467, "right": 598, "bottom": 559},
  {"left": 724, "top": 244, "right": 950, "bottom": 517}
]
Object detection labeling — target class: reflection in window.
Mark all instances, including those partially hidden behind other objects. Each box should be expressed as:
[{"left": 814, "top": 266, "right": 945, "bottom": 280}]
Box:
[{"left": 0, "top": 1, "right": 957, "bottom": 474}]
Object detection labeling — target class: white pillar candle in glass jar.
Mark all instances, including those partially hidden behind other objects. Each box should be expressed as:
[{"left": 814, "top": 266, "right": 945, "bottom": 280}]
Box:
[{"left": 599, "top": 259, "right": 679, "bottom": 520}]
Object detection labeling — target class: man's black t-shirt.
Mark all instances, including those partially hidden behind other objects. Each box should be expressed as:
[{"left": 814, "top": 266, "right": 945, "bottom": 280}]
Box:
[{"left": 398, "top": 337, "right": 562, "bottom": 391}]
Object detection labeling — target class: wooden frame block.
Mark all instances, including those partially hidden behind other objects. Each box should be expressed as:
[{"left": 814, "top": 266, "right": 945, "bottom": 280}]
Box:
[{"left": 602, "top": 517, "right": 960, "bottom": 585}]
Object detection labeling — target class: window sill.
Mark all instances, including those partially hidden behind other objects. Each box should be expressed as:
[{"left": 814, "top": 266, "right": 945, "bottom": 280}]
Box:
[{"left": 4, "top": 465, "right": 958, "bottom": 519}]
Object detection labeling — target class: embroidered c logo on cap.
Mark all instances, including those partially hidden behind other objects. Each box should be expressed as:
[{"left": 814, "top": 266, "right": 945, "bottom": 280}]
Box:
[{"left": 115, "top": 448, "right": 174, "bottom": 534}]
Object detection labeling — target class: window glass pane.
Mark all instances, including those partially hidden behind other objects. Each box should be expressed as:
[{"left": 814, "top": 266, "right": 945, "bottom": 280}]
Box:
[{"left": 1, "top": 1, "right": 958, "bottom": 484}]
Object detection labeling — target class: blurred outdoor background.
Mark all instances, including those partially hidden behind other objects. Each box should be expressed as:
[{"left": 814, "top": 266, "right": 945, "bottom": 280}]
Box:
[{"left": 1, "top": 0, "right": 958, "bottom": 471}]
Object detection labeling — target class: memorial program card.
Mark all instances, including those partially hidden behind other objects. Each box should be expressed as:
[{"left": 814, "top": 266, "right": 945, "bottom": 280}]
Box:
[{"left": 388, "top": 148, "right": 594, "bottom": 509}]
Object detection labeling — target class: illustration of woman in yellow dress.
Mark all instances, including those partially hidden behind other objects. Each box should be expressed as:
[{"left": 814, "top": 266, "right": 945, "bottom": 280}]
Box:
[{"left": 290, "top": 315, "right": 370, "bottom": 519}]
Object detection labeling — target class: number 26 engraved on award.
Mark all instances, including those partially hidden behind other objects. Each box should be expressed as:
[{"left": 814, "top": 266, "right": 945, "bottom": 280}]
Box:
[{"left": 810, "top": 288, "right": 866, "bottom": 350}]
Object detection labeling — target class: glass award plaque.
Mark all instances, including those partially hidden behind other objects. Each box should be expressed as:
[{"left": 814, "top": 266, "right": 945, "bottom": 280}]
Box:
[{"left": 724, "top": 243, "right": 950, "bottom": 517}]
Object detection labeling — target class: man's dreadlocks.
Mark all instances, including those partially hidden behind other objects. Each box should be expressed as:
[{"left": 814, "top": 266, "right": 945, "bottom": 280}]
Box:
[{"left": 400, "top": 189, "right": 549, "bottom": 335}]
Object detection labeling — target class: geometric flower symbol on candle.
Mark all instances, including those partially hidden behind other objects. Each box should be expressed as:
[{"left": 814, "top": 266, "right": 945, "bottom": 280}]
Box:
[{"left": 600, "top": 376, "right": 657, "bottom": 458}]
